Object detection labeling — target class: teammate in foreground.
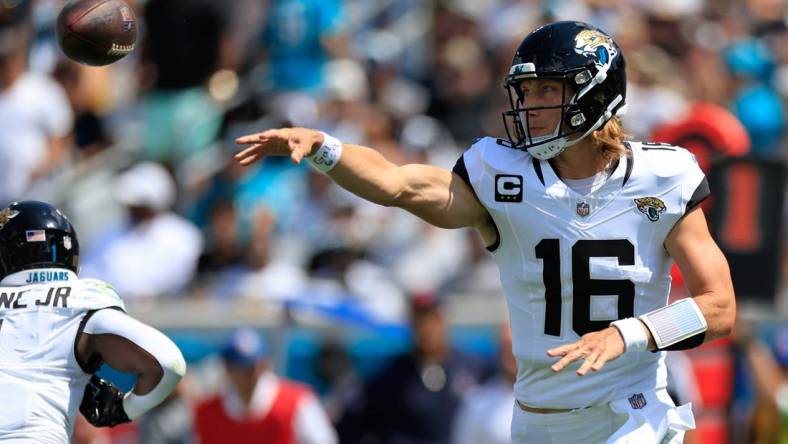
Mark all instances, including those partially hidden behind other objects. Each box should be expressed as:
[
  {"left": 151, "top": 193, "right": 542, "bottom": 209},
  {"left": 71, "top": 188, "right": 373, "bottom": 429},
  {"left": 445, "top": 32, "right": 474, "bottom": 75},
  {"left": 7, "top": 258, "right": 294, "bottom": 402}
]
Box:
[
  {"left": 0, "top": 200, "right": 185, "bottom": 443},
  {"left": 235, "top": 21, "right": 735, "bottom": 443}
]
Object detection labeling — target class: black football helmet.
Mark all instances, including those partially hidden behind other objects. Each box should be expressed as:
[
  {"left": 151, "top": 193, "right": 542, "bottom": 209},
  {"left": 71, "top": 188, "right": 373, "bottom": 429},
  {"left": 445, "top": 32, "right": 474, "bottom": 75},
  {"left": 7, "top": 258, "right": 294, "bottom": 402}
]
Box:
[
  {"left": 502, "top": 21, "right": 627, "bottom": 159},
  {"left": 0, "top": 200, "right": 79, "bottom": 279}
]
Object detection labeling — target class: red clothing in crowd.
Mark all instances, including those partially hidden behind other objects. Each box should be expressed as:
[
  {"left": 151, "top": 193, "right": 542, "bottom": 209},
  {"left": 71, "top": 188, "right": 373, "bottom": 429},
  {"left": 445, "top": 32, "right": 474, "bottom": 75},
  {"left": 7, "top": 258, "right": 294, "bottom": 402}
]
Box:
[{"left": 195, "top": 380, "right": 309, "bottom": 444}]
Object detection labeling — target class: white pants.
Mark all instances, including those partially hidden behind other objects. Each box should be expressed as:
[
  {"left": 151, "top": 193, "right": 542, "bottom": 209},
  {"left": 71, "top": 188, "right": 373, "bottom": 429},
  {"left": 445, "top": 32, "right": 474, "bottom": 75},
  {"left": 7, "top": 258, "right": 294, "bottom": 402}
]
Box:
[{"left": 511, "top": 389, "right": 695, "bottom": 443}]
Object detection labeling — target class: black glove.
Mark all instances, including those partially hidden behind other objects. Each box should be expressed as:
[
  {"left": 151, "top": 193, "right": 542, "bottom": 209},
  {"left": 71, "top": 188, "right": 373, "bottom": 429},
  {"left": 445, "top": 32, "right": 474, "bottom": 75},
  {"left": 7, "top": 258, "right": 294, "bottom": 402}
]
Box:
[{"left": 80, "top": 375, "right": 131, "bottom": 427}]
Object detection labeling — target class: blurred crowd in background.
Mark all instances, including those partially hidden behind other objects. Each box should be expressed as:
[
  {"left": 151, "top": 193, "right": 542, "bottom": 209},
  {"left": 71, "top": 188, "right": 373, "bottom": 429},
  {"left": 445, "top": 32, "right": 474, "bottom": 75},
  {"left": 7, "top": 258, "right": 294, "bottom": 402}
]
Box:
[{"left": 0, "top": 0, "right": 787, "bottom": 443}]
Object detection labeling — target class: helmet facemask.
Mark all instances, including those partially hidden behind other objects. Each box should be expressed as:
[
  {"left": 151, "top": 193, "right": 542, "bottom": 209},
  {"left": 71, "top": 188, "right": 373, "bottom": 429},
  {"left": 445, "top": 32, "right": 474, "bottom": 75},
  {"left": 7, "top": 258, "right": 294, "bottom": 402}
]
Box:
[{"left": 502, "top": 63, "right": 597, "bottom": 160}]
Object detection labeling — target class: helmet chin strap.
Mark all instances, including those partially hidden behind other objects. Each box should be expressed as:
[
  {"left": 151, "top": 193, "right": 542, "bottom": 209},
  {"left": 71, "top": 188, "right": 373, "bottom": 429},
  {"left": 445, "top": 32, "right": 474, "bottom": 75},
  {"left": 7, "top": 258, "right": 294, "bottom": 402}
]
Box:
[
  {"left": 526, "top": 94, "right": 624, "bottom": 160},
  {"left": 528, "top": 138, "right": 568, "bottom": 160},
  {"left": 519, "top": 111, "right": 565, "bottom": 160},
  {"left": 525, "top": 118, "right": 572, "bottom": 160},
  {"left": 523, "top": 119, "right": 562, "bottom": 146}
]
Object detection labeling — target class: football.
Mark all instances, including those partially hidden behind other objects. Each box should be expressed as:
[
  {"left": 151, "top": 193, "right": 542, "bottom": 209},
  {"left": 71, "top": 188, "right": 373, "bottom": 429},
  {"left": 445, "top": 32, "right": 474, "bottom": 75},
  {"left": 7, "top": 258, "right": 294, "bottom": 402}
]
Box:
[{"left": 56, "top": 0, "right": 137, "bottom": 66}]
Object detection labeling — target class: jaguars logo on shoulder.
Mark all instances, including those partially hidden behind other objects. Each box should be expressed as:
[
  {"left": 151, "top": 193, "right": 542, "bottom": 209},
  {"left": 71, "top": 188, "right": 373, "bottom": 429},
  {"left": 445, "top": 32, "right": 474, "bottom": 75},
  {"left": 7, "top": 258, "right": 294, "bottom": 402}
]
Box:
[
  {"left": 575, "top": 29, "right": 618, "bottom": 68},
  {"left": 634, "top": 197, "right": 666, "bottom": 222}
]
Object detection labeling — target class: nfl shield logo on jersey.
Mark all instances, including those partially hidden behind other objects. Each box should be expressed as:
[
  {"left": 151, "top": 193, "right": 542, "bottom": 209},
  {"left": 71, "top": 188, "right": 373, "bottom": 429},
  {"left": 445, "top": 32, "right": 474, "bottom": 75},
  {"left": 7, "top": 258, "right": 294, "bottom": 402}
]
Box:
[
  {"left": 628, "top": 393, "right": 647, "bottom": 409},
  {"left": 576, "top": 201, "right": 590, "bottom": 217}
]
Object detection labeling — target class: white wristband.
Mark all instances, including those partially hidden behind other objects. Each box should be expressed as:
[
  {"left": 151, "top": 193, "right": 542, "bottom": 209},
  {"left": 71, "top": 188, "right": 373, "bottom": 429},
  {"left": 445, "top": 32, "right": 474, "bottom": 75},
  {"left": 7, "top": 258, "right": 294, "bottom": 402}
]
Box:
[
  {"left": 611, "top": 318, "right": 649, "bottom": 352},
  {"left": 307, "top": 132, "right": 343, "bottom": 173}
]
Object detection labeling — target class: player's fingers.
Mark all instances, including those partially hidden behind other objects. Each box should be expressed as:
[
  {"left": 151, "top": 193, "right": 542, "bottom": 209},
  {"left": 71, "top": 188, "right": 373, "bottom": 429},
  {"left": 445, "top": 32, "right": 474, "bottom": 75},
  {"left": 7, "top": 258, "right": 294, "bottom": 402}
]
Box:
[
  {"left": 235, "top": 129, "right": 281, "bottom": 145},
  {"left": 238, "top": 153, "right": 263, "bottom": 166},
  {"left": 576, "top": 349, "right": 601, "bottom": 376},
  {"left": 235, "top": 133, "right": 265, "bottom": 145},
  {"left": 551, "top": 348, "right": 585, "bottom": 372},
  {"left": 551, "top": 355, "right": 574, "bottom": 372},
  {"left": 234, "top": 145, "right": 261, "bottom": 160},
  {"left": 547, "top": 341, "right": 581, "bottom": 357},
  {"left": 289, "top": 140, "right": 307, "bottom": 164},
  {"left": 591, "top": 349, "right": 615, "bottom": 372}
]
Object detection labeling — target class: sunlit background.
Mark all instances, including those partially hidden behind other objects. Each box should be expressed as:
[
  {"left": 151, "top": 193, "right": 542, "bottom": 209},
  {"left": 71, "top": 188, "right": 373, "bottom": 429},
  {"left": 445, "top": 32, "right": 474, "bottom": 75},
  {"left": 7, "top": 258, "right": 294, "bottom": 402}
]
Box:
[{"left": 1, "top": 0, "right": 786, "bottom": 443}]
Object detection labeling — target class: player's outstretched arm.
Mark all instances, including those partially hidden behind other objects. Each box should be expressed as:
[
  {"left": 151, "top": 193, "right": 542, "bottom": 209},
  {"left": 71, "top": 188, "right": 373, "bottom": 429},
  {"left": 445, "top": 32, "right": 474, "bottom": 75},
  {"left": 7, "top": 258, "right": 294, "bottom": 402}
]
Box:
[
  {"left": 235, "top": 127, "right": 494, "bottom": 239},
  {"left": 77, "top": 309, "right": 186, "bottom": 425},
  {"left": 664, "top": 206, "right": 736, "bottom": 343}
]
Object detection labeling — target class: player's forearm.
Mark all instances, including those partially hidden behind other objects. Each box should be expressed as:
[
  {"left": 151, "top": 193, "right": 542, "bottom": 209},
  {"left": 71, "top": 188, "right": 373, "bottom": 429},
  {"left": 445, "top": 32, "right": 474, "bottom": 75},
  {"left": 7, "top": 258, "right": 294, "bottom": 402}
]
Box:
[
  {"left": 683, "top": 248, "right": 736, "bottom": 344},
  {"left": 691, "top": 291, "right": 735, "bottom": 342},
  {"left": 327, "top": 143, "right": 408, "bottom": 207}
]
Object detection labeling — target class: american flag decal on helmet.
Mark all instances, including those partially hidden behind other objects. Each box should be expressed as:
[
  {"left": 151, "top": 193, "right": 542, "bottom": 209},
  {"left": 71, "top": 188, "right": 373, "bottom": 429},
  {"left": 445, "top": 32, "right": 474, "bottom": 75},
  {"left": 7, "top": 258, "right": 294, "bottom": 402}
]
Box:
[
  {"left": 26, "top": 230, "right": 46, "bottom": 242},
  {"left": 628, "top": 393, "right": 647, "bottom": 409}
]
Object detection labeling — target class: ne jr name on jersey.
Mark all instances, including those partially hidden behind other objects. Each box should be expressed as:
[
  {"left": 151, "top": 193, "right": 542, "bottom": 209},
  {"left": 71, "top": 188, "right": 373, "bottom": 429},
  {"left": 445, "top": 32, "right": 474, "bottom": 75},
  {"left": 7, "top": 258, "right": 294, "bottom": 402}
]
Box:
[{"left": 0, "top": 286, "right": 71, "bottom": 309}]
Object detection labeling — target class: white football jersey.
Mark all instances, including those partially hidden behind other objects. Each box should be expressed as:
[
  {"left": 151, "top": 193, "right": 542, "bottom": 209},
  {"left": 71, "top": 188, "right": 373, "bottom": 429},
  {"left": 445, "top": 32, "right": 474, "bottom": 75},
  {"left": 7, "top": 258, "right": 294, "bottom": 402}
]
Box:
[
  {"left": 454, "top": 138, "right": 708, "bottom": 408},
  {"left": 0, "top": 269, "right": 124, "bottom": 443}
]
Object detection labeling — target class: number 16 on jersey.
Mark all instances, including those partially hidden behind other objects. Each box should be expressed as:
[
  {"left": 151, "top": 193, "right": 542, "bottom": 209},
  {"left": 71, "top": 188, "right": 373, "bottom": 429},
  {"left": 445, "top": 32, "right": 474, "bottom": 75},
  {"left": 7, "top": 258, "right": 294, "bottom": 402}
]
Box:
[{"left": 536, "top": 239, "right": 636, "bottom": 337}]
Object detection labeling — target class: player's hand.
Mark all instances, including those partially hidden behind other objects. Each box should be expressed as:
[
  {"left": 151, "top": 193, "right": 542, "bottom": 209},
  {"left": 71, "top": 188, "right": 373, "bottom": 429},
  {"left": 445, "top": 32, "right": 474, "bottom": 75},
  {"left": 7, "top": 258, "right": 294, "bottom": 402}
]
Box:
[
  {"left": 80, "top": 375, "right": 131, "bottom": 427},
  {"left": 547, "top": 327, "right": 626, "bottom": 376},
  {"left": 234, "top": 127, "right": 323, "bottom": 166}
]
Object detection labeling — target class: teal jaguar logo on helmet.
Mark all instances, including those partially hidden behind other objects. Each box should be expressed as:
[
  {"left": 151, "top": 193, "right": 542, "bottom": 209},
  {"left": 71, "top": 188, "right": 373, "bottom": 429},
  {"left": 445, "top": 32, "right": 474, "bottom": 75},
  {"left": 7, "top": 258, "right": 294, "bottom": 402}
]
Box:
[{"left": 574, "top": 29, "right": 618, "bottom": 68}]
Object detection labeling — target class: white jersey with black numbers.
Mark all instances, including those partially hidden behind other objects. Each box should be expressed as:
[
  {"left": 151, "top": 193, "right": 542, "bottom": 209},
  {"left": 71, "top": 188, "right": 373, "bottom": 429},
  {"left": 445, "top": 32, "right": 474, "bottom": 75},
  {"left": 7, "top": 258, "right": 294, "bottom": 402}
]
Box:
[
  {"left": 0, "top": 269, "right": 125, "bottom": 443},
  {"left": 453, "top": 138, "right": 709, "bottom": 409}
]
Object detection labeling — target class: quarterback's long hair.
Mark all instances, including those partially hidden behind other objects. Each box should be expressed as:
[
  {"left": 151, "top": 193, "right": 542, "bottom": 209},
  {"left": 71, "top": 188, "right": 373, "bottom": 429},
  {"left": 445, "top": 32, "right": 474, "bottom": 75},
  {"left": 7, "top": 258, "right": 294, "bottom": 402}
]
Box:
[{"left": 592, "top": 117, "right": 630, "bottom": 160}]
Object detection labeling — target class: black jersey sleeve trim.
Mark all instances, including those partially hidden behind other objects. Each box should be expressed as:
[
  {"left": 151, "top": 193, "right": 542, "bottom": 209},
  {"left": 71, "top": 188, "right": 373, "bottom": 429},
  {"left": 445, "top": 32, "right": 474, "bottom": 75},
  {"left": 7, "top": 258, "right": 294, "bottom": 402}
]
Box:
[
  {"left": 452, "top": 154, "right": 501, "bottom": 252},
  {"left": 532, "top": 158, "right": 545, "bottom": 186},
  {"left": 622, "top": 143, "right": 634, "bottom": 186},
  {"left": 452, "top": 155, "right": 475, "bottom": 198},
  {"left": 686, "top": 176, "right": 710, "bottom": 213},
  {"left": 73, "top": 306, "right": 125, "bottom": 374},
  {"left": 485, "top": 226, "right": 501, "bottom": 252}
]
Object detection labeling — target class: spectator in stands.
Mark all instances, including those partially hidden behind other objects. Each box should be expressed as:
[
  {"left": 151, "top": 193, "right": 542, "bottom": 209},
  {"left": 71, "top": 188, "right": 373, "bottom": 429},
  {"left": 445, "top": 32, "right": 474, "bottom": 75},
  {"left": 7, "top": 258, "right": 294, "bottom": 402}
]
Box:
[
  {"left": 81, "top": 162, "right": 203, "bottom": 298},
  {"left": 198, "top": 199, "right": 248, "bottom": 275},
  {"left": 260, "top": 0, "right": 346, "bottom": 94},
  {"left": 137, "top": 0, "right": 226, "bottom": 163},
  {"left": 194, "top": 328, "right": 337, "bottom": 444},
  {"left": 51, "top": 60, "right": 113, "bottom": 159},
  {"left": 0, "top": 1, "right": 73, "bottom": 205},
  {"left": 452, "top": 320, "right": 516, "bottom": 444},
  {"left": 192, "top": 198, "right": 251, "bottom": 299},
  {"left": 314, "top": 339, "right": 362, "bottom": 424},
  {"left": 341, "top": 293, "right": 486, "bottom": 444},
  {"left": 137, "top": 383, "right": 193, "bottom": 444},
  {"left": 725, "top": 38, "right": 785, "bottom": 157},
  {"left": 239, "top": 204, "right": 308, "bottom": 301},
  {"left": 739, "top": 323, "right": 788, "bottom": 444}
]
